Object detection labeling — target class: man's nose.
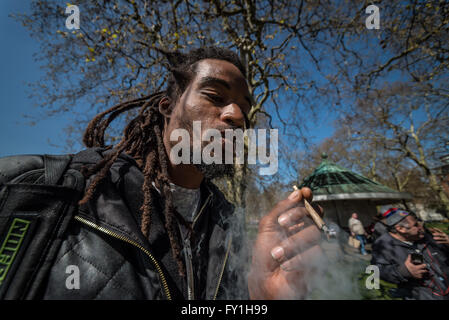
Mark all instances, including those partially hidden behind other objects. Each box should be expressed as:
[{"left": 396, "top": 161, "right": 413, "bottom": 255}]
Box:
[{"left": 220, "top": 103, "right": 245, "bottom": 128}]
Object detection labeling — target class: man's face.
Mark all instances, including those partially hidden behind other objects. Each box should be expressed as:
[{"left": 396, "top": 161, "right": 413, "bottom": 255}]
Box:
[
  {"left": 352, "top": 213, "right": 358, "bottom": 219},
  {"left": 163, "top": 59, "right": 252, "bottom": 179},
  {"left": 396, "top": 216, "right": 425, "bottom": 241}
]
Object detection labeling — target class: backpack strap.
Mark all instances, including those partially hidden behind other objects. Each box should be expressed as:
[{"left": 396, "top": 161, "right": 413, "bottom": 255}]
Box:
[{"left": 43, "top": 155, "right": 73, "bottom": 185}]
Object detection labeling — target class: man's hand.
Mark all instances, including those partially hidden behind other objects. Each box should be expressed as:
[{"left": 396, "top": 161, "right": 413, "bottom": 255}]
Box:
[
  {"left": 404, "top": 255, "right": 428, "bottom": 279},
  {"left": 428, "top": 227, "right": 449, "bottom": 246},
  {"left": 248, "top": 187, "right": 324, "bottom": 300}
]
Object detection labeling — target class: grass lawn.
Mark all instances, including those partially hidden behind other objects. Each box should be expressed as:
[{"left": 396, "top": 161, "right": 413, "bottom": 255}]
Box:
[{"left": 358, "top": 270, "right": 401, "bottom": 300}]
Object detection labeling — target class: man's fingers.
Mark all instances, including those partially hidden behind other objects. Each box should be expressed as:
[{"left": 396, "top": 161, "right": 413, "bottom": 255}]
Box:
[
  {"left": 278, "top": 206, "right": 307, "bottom": 228},
  {"left": 279, "top": 245, "right": 324, "bottom": 272},
  {"left": 417, "top": 269, "right": 428, "bottom": 274},
  {"left": 416, "top": 264, "right": 428, "bottom": 271},
  {"left": 416, "top": 270, "right": 428, "bottom": 277},
  {"left": 261, "top": 187, "right": 313, "bottom": 229},
  {"left": 270, "top": 224, "right": 321, "bottom": 263},
  {"left": 433, "top": 233, "right": 448, "bottom": 238},
  {"left": 278, "top": 203, "right": 323, "bottom": 229},
  {"left": 433, "top": 236, "right": 449, "bottom": 242},
  {"left": 281, "top": 225, "right": 321, "bottom": 259},
  {"left": 286, "top": 222, "right": 305, "bottom": 235}
]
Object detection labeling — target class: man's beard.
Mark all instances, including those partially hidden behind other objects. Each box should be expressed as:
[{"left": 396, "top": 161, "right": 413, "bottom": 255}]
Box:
[
  {"left": 175, "top": 119, "right": 241, "bottom": 179},
  {"left": 191, "top": 139, "right": 238, "bottom": 179},
  {"left": 193, "top": 162, "right": 235, "bottom": 179}
]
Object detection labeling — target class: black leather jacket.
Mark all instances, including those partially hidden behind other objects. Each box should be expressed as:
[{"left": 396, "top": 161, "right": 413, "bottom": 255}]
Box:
[{"left": 1, "top": 148, "right": 249, "bottom": 300}]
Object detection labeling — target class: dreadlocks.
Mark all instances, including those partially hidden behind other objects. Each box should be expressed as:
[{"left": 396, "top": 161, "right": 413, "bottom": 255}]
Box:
[{"left": 78, "top": 47, "right": 246, "bottom": 277}]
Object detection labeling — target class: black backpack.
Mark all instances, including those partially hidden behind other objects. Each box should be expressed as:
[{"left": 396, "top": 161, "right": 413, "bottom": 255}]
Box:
[{"left": 0, "top": 154, "right": 85, "bottom": 299}]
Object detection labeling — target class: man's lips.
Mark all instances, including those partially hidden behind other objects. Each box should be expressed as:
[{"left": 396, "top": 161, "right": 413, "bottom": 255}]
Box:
[{"left": 199, "top": 127, "right": 242, "bottom": 152}]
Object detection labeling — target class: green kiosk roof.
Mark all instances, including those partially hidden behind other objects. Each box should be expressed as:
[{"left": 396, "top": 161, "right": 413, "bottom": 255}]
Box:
[{"left": 299, "top": 154, "right": 413, "bottom": 204}]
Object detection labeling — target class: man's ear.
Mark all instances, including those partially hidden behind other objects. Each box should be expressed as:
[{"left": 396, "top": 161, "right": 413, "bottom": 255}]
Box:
[
  {"left": 395, "top": 225, "right": 405, "bottom": 234},
  {"left": 159, "top": 96, "right": 173, "bottom": 118}
]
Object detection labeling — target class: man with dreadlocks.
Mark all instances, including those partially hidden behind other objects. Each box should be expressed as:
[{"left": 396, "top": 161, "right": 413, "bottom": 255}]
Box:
[{"left": 0, "top": 47, "right": 324, "bottom": 300}]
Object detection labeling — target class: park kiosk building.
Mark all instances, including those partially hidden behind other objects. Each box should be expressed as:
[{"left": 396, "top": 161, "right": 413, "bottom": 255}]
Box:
[{"left": 299, "top": 154, "right": 413, "bottom": 229}]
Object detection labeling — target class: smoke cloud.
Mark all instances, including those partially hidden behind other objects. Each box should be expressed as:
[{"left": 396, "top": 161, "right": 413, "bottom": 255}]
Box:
[{"left": 218, "top": 206, "right": 369, "bottom": 300}]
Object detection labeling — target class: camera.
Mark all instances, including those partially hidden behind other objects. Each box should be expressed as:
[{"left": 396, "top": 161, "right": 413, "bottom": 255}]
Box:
[{"left": 411, "top": 251, "right": 424, "bottom": 265}]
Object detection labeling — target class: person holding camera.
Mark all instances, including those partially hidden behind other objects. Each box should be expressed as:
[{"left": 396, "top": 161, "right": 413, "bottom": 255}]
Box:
[{"left": 371, "top": 208, "right": 449, "bottom": 300}]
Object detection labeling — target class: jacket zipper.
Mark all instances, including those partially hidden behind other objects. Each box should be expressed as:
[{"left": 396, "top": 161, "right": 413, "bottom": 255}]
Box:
[
  {"left": 182, "top": 192, "right": 212, "bottom": 300},
  {"left": 213, "top": 236, "right": 232, "bottom": 300},
  {"left": 73, "top": 215, "right": 172, "bottom": 300},
  {"left": 191, "top": 191, "right": 232, "bottom": 300},
  {"left": 192, "top": 192, "right": 212, "bottom": 229},
  {"left": 184, "top": 238, "right": 194, "bottom": 300}
]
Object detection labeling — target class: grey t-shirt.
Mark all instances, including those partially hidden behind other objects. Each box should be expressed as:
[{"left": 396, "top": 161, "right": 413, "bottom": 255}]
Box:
[{"left": 169, "top": 182, "right": 201, "bottom": 224}]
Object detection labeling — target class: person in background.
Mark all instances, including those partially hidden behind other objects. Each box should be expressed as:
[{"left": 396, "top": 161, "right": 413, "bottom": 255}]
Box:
[
  {"left": 348, "top": 213, "right": 368, "bottom": 255},
  {"left": 371, "top": 208, "right": 449, "bottom": 300},
  {"left": 372, "top": 212, "right": 388, "bottom": 241}
]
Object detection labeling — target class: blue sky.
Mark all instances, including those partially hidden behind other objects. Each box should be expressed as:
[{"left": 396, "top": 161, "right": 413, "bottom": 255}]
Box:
[{"left": 0, "top": 1, "right": 74, "bottom": 157}]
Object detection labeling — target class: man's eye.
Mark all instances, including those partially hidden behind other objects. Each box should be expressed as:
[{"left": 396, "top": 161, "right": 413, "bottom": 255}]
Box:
[{"left": 205, "top": 93, "right": 225, "bottom": 104}]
